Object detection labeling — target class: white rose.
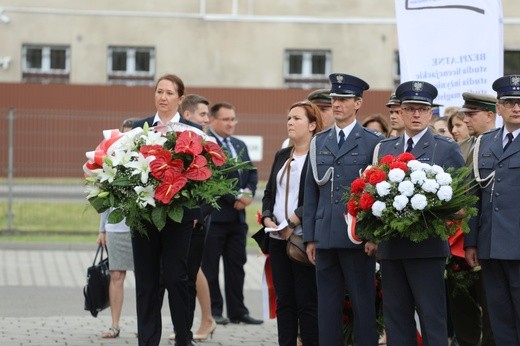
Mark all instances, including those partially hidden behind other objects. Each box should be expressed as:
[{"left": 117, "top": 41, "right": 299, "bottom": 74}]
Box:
[
  {"left": 393, "top": 195, "right": 409, "bottom": 211},
  {"left": 437, "top": 185, "right": 453, "bottom": 201},
  {"left": 398, "top": 180, "right": 415, "bottom": 197},
  {"left": 411, "top": 194, "right": 428, "bottom": 210},
  {"left": 372, "top": 201, "right": 386, "bottom": 217},
  {"left": 376, "top": 181, "right": 392, "bottom": 197},
  {"left": 421, "top": 179, "right": 440, "bottom": 193},
  {"left": 388, "top": 168, "right": 406, "bottom": 183},
  {"left": 410, "top": 170, "right": 427, "bottom": 185},
  {"left": 436, "top": 172, "right": 452, "bottom": 186}
]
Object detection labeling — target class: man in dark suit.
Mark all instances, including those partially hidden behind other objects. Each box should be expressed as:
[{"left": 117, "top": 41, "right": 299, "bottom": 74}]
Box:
[
  {"left": 201, "top": 102, "right": 262, "bottom": 326},
  {"left": 303, "top": 73, "right": 383, "bottom": 345},
  {"left": 465, "top": 75, "right": 520, "bottom": 345},
  {"left": 375, "top": 81, "right": 465, "bottom": 345}
]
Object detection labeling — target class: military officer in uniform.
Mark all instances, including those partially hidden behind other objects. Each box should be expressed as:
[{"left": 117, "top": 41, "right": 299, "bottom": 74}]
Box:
[
  {"left": 465, "top": 74, "right": 520, "bottom": 345},
  {"left": 374, "top": 81, "right": 465, "bottom": 346},
  {"left": 303, "top": 73, "right": 383, "bottom": 345}
]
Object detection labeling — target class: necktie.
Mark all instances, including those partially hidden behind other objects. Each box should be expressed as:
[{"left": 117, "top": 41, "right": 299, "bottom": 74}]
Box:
[
  {"left": 405, "top": 138, "right": 414, "bottom": 152},
  {"left": 338, "top": 130, "right": 346, "bottom": 148},
  {"left": 504, "top": 132, "right": 514, "bottom": 151},
  {"left": 224, "top": 137, "right": 235, "bottom": 158}
]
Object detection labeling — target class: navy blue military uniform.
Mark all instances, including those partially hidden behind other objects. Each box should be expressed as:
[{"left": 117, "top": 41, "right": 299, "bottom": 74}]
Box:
[
  {"left": 303, "top": 73, "right": 383, "bottom": 345},
  {"left": 375, "top": 81, "right": 465, "bottom": 346}
]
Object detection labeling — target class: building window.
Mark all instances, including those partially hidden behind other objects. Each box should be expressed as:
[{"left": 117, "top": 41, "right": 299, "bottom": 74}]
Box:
[
  {"left": 505, "top": 50, "right": 520, "bottom": 76},
  {"left": 284, "top": 49, "right": 331, "bottom": 88},
  {"left": 393, "top": 50, "right": 400, "bottom": 88},
  {"left": 108, "top": 46, "right": 155, "bottom": 86},
  {"left": 22, "top": 45, "right": 70, "bottom": 83}
]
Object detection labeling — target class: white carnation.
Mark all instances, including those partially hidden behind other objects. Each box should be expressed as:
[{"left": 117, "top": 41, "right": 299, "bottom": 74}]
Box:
[
  {"left": 407, "top": 160, "right": 422, "bottom": 171},
  {"left": 421, "top": 179, "right": 440, "bottom": 193},
  {"left": 437, "top": 185, "right": 453, "bottom": 201},
  {"left": 388, "top": 168, "right": 406, "bottom": 183},
  {"left": 430, "top": 165, "right": 444, "bottom": 175},
  {"left": 436, "top": 172, "right": 452, "bottom": 186},
  {"left": 393, "top": 195, "right": 409, "bottom": 211},
  {"left": 410, "top": 170, "right": 427, "bottom": 185},
  {"left": 398, "top": 180, "right": 415, "bottom": 197},
  {"left": 372, "top": 201, "right": 386, "bottom": 217},
  {"left": 411, "top": 194, "right": 428, "bottom": 210},
  {"left": 376, "top": 181, "right": 392, "bottom": 197}
]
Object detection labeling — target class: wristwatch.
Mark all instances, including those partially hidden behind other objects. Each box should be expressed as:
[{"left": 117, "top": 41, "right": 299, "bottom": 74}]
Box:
[{"left": 287, "top": 219, "right": 298, "bottom": 229}]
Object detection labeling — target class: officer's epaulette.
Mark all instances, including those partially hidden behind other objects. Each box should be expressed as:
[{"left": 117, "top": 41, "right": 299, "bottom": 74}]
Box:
[
  {"left": 362, "top": 127, "right": 383, "bottom": 138},
  {"left": 433, "top": 134, "right": 456, "bottom": 143},
  {"left": 481, "top": 127, "right": 500, "bottom": 137},
  {"left": 315, "top": 127, "right": 332, "bottom": 137},
  {"left": 379, "top": 136, "right": 399, "bottom": 143}
]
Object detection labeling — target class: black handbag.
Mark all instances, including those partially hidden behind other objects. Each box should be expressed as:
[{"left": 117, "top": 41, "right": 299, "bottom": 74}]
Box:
[
  {"left": 252, "top": 227, "right": 269, "bottom": 254},
  {"left": 83, "top": 245, "right": 111, "bottom": 317}
]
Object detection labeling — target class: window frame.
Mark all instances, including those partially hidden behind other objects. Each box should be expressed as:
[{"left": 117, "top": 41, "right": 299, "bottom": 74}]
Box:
[
  {"left": 284, "top": 49, "right": 331, "bottom": 88},
  {"left": 107, "top": 46, "right": 155, "bottom": 85}
]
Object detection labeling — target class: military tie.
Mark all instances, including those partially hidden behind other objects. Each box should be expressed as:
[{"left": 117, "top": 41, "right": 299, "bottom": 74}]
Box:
[
  {"left": 504, "top": 132, "right": 514, "bottom": 152},
  {"left": 338, "top": 130, "right": 346, "bottom": 148},
  {"left": 405, "top": 138, "right": 414, "bottom": 152}
]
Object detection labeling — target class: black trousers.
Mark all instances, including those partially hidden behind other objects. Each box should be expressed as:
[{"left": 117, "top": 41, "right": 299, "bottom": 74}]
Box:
[
  {"left": 132, "top": 220, "right": 192, "bottom": 346},
  {"left": 269, "top": 237, "right": 318, "bottom": 346},
  {"left": 201, "top": 221, "right": 248, "bottom": 318}
]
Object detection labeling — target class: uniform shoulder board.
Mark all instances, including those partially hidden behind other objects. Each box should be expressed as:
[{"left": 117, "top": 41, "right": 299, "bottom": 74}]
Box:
[
  {"left": 481, "top": 128, "right": 500, "bottom": 136},
  {"left": 362, "top": 127, "right": 383, "bottom": 137},
  {"left": 433, "top": 134, "right": 456, "bottom": 143},
  {"left": 380, "top": 136, "right": 399, "bottom": 143},
  {"left": 314, "top": 127, "right": 331, "bottom": 137}
]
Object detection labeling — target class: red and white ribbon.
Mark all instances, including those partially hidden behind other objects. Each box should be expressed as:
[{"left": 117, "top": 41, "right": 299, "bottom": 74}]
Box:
[{"left": 344, "top": 212, "right": 362, "bottom": 245}]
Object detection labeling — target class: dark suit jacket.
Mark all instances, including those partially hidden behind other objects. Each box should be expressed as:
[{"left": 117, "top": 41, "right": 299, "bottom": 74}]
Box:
[
  {"left": 208, "top": 130, "right": 258, "bottom": 224},
  {"left": 261, "top": 146, "right": 308, "bottom": 225},
  {"left": 376, "top": 129, "right": 465, "bottom": 259}
]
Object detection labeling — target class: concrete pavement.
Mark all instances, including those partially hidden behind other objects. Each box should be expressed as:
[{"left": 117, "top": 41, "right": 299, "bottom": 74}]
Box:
[{"left": 0, "top": 242, "right": 277, "bottom": 346}]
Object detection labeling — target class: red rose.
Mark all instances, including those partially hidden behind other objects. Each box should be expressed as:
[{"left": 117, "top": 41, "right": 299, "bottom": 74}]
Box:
[
  {"left": 350, "top": 178, "right": 366, "bottom": 194},
  {"left": 390, "top": 161, "right": 408, "bottom": 172},
  {"left": 174, "top": 130, "right": 203, "bottom": 156},
  {"left": 368, "top": 169, "right": 386, "bottom": 185},
  {"left": 359, "top": 193, "right": 375, "bottom": 210},
  {"left": 397, "top": 152, "right": 415, "bottom": 163}
]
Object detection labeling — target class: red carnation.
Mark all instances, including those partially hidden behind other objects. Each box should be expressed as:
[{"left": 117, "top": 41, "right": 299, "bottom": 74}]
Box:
[
  {"left": 397, "top": 152, "right": 415, "bottom": 163},
  {"left": 350, "top": 178, "right": 366, "bottom": 194},
  {"left": 204, "top": 141, "right": 226, "bottom": 166},
  {"left": 379, "top": 155, "right": 395, "bottom": 166},
  {"left": 359, "top": 193, "right": 375, "bottom": 210},
  {"left": 390, "top": 161, "right": 408, "bottom": 172},
  {"left": 174, "top": 130, "right": 203, "bottom": 156},
  {"left": 347, "top": 200, "right": 359, "bottom": 217},
  {"left": 368, "top": 169, "right": 387, "bottom": 185},
  {"left": 363, "top": 167, "right": 379, "bottom": 180}
]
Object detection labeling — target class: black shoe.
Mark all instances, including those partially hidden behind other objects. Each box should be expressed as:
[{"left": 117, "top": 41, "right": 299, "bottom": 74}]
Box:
[
  {"left": 212, "top": 315, "right": 230, "bottom": 325},
  {"left": 174, "top": 341, "right": 198, "bottom": 346},
  {"left": 230, "top": 314, "right": 263, "bottom": 325}
]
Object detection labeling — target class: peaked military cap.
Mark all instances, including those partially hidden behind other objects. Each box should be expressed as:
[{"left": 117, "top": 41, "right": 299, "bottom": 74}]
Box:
[
  {"left": 386, "top": 93, "right": 400, "bottom": 107},
  {"left": 459, "top": 92, "right": 497, "bottom": 113},
  {"left": 492, "top": 75, "right": 520, "bottom": 99},
  {"left": 329, "top": 73, "right": 369, "bottom": 98},
  {"left": 395, "top": 80, "right": 438, "bottom": 106},
  {"left": 307, "top": 88, "right": 332, "bottom": 106}
]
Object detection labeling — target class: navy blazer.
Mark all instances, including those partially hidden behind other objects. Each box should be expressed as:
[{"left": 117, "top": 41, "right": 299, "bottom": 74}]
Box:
[
  {"left": 465, "top": 127, "right": 520, "bottom": 260},
  {"left": 376, "top": 129, "right": 465, "bottom": 259},
  {"left": 261, "top": 146, "right": 308, "bottom": 225},
  {"left": 302, "top": 123, "right": 383, "bottom": 249},
  {"left": 208, "top": 130, "right": 258, "bottom": 224}
]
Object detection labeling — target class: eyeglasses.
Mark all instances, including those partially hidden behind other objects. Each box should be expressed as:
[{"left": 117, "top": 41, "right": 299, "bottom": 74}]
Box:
[
  {"left": 401, "top": 107, "right": 431, "bottom": 115},
  {"left": 499, "top": 99, "right": 520, "bottom": 109}
]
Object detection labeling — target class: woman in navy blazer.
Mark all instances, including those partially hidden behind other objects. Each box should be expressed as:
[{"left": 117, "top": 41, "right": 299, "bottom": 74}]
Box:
[{"left": 261, "top": 101, "right": 323, "bottom": 346}]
